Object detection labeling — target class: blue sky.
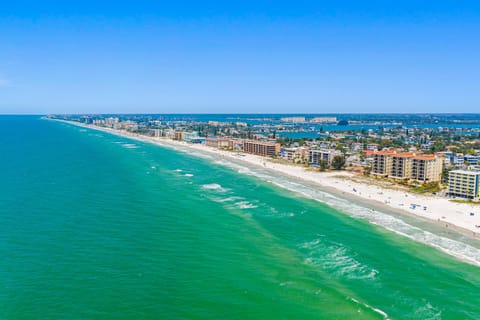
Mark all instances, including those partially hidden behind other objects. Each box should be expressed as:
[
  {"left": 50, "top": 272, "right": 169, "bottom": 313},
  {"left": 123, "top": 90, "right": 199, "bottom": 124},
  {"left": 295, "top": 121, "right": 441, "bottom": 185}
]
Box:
[{"left": 0, "top": 1, "right": 479, "bottom": 114}]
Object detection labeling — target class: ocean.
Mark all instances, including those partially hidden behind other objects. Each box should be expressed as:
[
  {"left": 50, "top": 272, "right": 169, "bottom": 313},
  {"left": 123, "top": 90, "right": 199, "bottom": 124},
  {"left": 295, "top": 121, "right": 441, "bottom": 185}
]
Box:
[{"left": 1, "top": 116, "right": 479, "bottom": 319}]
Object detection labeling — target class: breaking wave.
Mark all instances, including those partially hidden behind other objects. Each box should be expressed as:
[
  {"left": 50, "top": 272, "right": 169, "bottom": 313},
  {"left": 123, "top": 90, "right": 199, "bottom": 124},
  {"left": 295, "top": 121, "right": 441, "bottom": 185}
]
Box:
[{"left": 301, "top": 239, "right": 379, "bottom": 281}]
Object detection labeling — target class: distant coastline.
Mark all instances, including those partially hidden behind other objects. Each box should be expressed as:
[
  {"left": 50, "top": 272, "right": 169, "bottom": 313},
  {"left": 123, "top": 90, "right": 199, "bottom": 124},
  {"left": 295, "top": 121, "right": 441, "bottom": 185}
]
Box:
[{"left": 49, "top": 117, "right": 480, "bottom": 266}]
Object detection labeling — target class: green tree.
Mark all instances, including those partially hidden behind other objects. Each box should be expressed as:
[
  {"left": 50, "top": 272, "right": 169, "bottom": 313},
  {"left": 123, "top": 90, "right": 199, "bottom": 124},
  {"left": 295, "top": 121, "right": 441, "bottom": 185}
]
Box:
[
  {"left": 319, "top": 160, "right": 329, "bottom": 171},
  {"left": 335, "top": 143, "right": 346, "bottom": 155},
  {"left": 331, "top": 155, "right": 346, "bottom": 170},
  {"left": 442, "top": 167, "right": 451, "bottom": 183},
  {"left": 428, "top": 140, "right": 445, "bottom": 153}
]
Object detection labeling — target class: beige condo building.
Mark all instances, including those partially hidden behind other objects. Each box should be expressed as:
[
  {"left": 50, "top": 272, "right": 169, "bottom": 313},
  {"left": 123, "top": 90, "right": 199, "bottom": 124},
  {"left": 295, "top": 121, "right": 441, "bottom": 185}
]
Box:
[
  {"left": 372, "top": 150, "right": 396, "bottom": 177},
  {"left": 390, "top": 152, "right": 415, "bottom": 180},
  {"left": 372, "top": 150, "right": 443, "bottom": 183},
  {"left": 411, "top": 155, "right": 443, "bottom": 183}
]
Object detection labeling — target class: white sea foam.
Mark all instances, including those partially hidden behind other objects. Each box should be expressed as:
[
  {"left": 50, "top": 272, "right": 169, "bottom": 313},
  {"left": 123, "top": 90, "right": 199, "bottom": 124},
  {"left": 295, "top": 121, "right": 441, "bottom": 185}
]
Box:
[
  {"left": 301, "top": 239, "right": 379, "bottom": 281},
  {"left": 279, "top": 281, "right": 293, "bottom": 287},
  {"left": 237, "top": 168, "right": 253, "bottom": 175},
  {"left": 184, "top": 173, "right": 194, "bottom": 177},
  {"left": 413, "top": 302, "right": 442, "bottom": 320},
  {"left": 202, "top": 183, "right": 227, "bottom": 192},
  {"left": 214, "top": 159, "right": 229, "bottom": 165},
  {"left": 261, "top": 206, "right": 299, "bottom": 219},
  {"left": 121, "top": 143, "right": 138, "bottom": 149},
  {"left": 188, "top": 151, "right": 213, "bottom": 160},
  {"left": 174, "top": 169, "right": 183, "bottom": 172},
  {"left": 213, "top": 196, "right": 243, "bottom": 203},
  {"left": 349, "top": 297, "right": 390, "bottom": 319},
  {"left": 234, "top": 201, "right": 258, "bottom": 209},
  {"left": 202, "top": 183, "right": 221, "bottom": 189}
]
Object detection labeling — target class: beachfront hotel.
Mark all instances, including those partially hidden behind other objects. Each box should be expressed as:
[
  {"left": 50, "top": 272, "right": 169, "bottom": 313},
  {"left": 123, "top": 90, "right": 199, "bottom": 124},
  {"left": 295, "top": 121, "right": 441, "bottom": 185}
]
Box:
[
  {"left": 448, "top": 170, "right": 480, "bottom": 199},
  {"left": 243, "top": 140, "right": 280, "bottom": 157},
  {"left": 372, "top": 150, "right": 443, "bottom": 183}
]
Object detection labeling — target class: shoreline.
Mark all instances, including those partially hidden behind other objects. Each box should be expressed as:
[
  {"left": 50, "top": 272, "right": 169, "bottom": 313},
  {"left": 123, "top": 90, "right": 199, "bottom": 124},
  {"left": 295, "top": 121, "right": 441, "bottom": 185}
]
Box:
[{"left": 50, "top": 119, "right": 480, "bottom": 243}]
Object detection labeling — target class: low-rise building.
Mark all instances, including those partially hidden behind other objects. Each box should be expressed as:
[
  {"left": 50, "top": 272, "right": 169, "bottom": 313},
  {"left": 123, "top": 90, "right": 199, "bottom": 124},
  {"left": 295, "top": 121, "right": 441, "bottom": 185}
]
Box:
[
  {"left": 280, "top": 147, "right": 309, "bottom": 163},
  {"left": 280, "top": 148, "right": 297, "bottom": 161},
  {"left": 464, "top": 155, "right": 480, "bottom": 165},
  {"left": 183, "top": 131, "right": 200, "bottom": 143},
  {"left": 308, "top": 149, "right": 343, "bottom": 166}
]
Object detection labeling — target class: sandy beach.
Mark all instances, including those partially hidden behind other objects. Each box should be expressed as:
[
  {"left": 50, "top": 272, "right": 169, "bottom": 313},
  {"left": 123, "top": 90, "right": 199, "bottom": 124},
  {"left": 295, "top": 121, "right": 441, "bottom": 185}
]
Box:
[{"left": 55, "top": 120, "right": 480, "bottom": 238}]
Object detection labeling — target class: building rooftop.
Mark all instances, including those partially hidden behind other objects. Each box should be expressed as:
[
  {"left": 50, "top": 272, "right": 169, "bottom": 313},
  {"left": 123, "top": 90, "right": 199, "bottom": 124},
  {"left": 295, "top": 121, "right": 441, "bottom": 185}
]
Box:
[
  {"left": 412, "top": 155, "right": 437, "bottom": 161},
  {"left": 450, "top": 169, "right": 480, "bottom": 175}
]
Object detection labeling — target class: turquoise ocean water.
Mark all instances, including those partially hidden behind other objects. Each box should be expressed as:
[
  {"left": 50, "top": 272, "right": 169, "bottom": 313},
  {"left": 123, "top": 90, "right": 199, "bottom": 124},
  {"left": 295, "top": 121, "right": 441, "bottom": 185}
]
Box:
[{"left": 1, "top": 116, "right": 479, "bottom": 319}]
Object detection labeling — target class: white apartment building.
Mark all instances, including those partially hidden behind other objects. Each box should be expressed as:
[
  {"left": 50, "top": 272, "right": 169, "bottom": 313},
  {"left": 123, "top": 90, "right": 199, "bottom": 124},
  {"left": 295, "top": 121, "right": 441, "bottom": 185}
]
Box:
[{"left": 448, "top": 170, "right": 480, "bottom": 199}]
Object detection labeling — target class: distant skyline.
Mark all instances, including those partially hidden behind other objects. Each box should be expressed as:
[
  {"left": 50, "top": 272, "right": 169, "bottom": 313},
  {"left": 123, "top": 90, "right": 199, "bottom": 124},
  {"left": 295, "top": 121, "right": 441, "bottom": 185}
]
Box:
[{"left": 1, "top": 1, "right": 479, "bottom": 114}]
